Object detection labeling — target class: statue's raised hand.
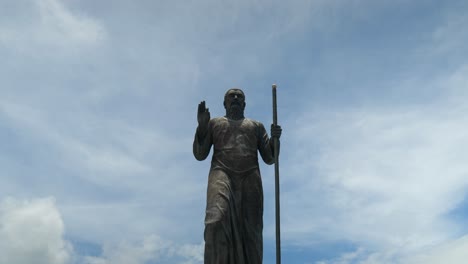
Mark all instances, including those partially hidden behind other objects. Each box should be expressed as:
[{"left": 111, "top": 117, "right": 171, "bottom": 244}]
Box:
[{"left": 197, "top": 101, "right": 210, "bottom": 133}]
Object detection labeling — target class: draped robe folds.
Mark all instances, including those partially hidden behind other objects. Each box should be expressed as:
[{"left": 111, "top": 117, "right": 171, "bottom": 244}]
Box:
[{"left": 193, "top": 117, "right": 276, "bottom": 264}]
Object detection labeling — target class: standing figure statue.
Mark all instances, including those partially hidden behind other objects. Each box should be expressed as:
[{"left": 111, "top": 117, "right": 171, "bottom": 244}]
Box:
[{"left": 193, "top": 88, "right": 282, "bottom": 264}]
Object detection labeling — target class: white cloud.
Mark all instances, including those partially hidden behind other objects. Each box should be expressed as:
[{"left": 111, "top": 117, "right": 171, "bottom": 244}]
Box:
[
  {"left": 83, "top": 235, "right": 170, "bottom": 264},
  {"left": 318, "top": 235, "right": 468, "bottom": 264},
  {"left": 2, "top": 1, "right": 468, "bottom": 263},
  {"left": 83, "top": 235, "right": 203, "bottom": 264},
  {"left": 287, "top": 107, "right": 467, "bottom": 244},
  {"left": 0, "top": 101, "right": 151, "bottom": 181},
  {"left": 37, "top": 0, "right": 104, "bottom": 44},
  {"left": 0, "top": 0, "right": 105, "bottom": 54},
  {"left": 0, "top": 197, "right": 203, "bottom": 264},
  {"left": 178, "top": 242, "right": 205, "bottom": 264},
  {"left": 283, "top": 63, "right": 468, "bottom": 261},
  {"left": 0, "top": 197, "right": 73, "bottom": 264},
  {"left": 403, "top": 235, "right": 468, "bottom": 264},
  {"left": 285, "top": 61, "right": 468, "bottom": 243},
  {"left": 0, "top": 97, "right": 207, "bottom": 245}
]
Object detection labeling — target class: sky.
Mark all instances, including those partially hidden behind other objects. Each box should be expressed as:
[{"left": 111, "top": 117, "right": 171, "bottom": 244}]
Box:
[{"left": 1, "top": 0, "right": 468, "bottom": 263}]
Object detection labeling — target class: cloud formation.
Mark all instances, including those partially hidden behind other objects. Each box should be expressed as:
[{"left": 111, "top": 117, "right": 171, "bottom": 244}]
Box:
[
  {"left": 403, "top": 235, "right": 468, "bottom": 264},
  {"left": 317, "top": 235, "right": 468, "bottom": 264},
  {"left": 83, "top": 235, "right": 203, "bottom": 264},
  {"left": 0, "top": 196, "right": 204, "bottom": 264},
  {"left": 0, "top": 197, "right": 73, "bottom": 264},
  {"left": 1, "top": 1, "right": 468, "bottom": 263},
  {"left": 283, "top": 64, "right": 468, "bottom": 261},
  {"left": 0, "top": 0, "right": 105, "bottom": 54}
]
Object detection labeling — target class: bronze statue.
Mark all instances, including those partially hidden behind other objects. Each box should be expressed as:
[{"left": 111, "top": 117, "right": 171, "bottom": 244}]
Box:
[{"left": 193, "top": 88, "right": 282, "bottom": 264}]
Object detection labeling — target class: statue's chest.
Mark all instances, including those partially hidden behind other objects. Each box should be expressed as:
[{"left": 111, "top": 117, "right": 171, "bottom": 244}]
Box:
[{"left": 212, "top": 120, "right": 257, "bottom": 149}]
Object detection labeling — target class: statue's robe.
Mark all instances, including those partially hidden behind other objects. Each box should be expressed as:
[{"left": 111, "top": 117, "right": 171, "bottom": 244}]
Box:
[{"left": 193, "top": 116, "right": 275, "bottom": 264}]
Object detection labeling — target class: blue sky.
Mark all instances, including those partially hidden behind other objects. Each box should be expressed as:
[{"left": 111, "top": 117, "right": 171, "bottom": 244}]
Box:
[{"left": 1, "top": 0, "right": 468, "bottom": 263}]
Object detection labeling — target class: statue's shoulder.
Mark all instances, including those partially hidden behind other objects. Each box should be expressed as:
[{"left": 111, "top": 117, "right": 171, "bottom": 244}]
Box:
[
  {"left": 210, "top": 116, "right": 226, "bottom": 123},
  {"left": 209, "top": 116, "right": 227, "bottom": 126},
  {"left": 244, "top": 118, "right": 264, "bottom": 128}
]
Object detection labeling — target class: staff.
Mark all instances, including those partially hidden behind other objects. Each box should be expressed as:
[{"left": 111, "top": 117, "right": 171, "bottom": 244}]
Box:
[{"left": 272, "top": 84, "right": 281, "bottom": 264}]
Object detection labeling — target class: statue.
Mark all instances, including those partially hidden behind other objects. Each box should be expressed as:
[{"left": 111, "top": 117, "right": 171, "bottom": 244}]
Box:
[{"left": 193, "top": 88, "right": 282, "bottom": 264}]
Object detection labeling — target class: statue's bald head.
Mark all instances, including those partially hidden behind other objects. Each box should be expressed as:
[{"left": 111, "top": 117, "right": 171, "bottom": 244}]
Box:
[
  {"left": 224, "top": 88, "right": 246, "bottom": 120},
  {"left": 224, "top": 88, "right": 245, "bottom": 99}
]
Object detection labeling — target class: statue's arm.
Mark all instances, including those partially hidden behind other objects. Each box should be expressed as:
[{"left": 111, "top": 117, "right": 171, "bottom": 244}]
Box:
[
  {"left": 257, "top": 122, "right": 279, "bottom": 165},
  {"left": 193, "top": 120, "right": 213, "bottom": 161}
]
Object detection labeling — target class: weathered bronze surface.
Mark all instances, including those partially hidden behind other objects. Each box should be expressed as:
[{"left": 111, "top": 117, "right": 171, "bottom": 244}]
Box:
[{"left": 193, "top": 88, "right": 282, "bottom": 264}]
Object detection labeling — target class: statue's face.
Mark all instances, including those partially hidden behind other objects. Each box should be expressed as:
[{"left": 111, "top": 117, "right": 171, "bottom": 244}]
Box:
[{"left": 224, "top": 89, "right": 245, "bottom": 110}]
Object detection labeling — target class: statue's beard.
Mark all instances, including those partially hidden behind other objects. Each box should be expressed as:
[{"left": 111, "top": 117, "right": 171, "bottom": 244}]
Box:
[{"left": 226, "top": 104, "right": 244, "bottom": 120}]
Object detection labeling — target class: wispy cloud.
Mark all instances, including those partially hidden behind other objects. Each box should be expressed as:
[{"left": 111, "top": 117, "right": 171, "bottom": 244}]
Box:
[
  {"left": 83, "top": 235, "right": 203, "bottom": 264},
  {"left": 283, "top": 63, "right": 468, "bottom": 260},
  {"left": 317, "top": 235, "right": 468, "bottom": 264},
  {"left": 431, "top": 8, "right": 468, "bottom": 55},
  {"left": 2, "top": 1, "right": 468, "bottom": 263},
  {"left": 0, "top": 0, "right": 105, "bottom": 54},
  {"left": 402, "top": 235, "right": 468, "bottom": 264},
  {"left": 0, "top": 101, "right": 151, "bottom": 180}
]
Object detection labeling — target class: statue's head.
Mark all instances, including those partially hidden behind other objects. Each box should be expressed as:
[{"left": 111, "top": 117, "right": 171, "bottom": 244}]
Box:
[{"left": 224, "top": 88, "right": 246, "bottom": 120}]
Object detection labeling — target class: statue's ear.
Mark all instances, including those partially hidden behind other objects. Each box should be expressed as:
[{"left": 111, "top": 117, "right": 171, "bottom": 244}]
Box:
[
  {"left": 223, "top": 100, "right": 226, "bottom": 108},
  {"left": 243, "top": 102, "right": 246, "bottom": 108}
]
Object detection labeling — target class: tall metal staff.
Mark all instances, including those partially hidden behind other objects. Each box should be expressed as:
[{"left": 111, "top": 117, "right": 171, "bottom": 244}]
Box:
[{"left": 272, "top": 84, "right": 281, "bottom": 264}]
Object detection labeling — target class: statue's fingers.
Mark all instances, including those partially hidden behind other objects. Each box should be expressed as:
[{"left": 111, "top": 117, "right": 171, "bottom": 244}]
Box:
[{"left": 198, "top": 103, "right": 203, "bottom": 113}]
